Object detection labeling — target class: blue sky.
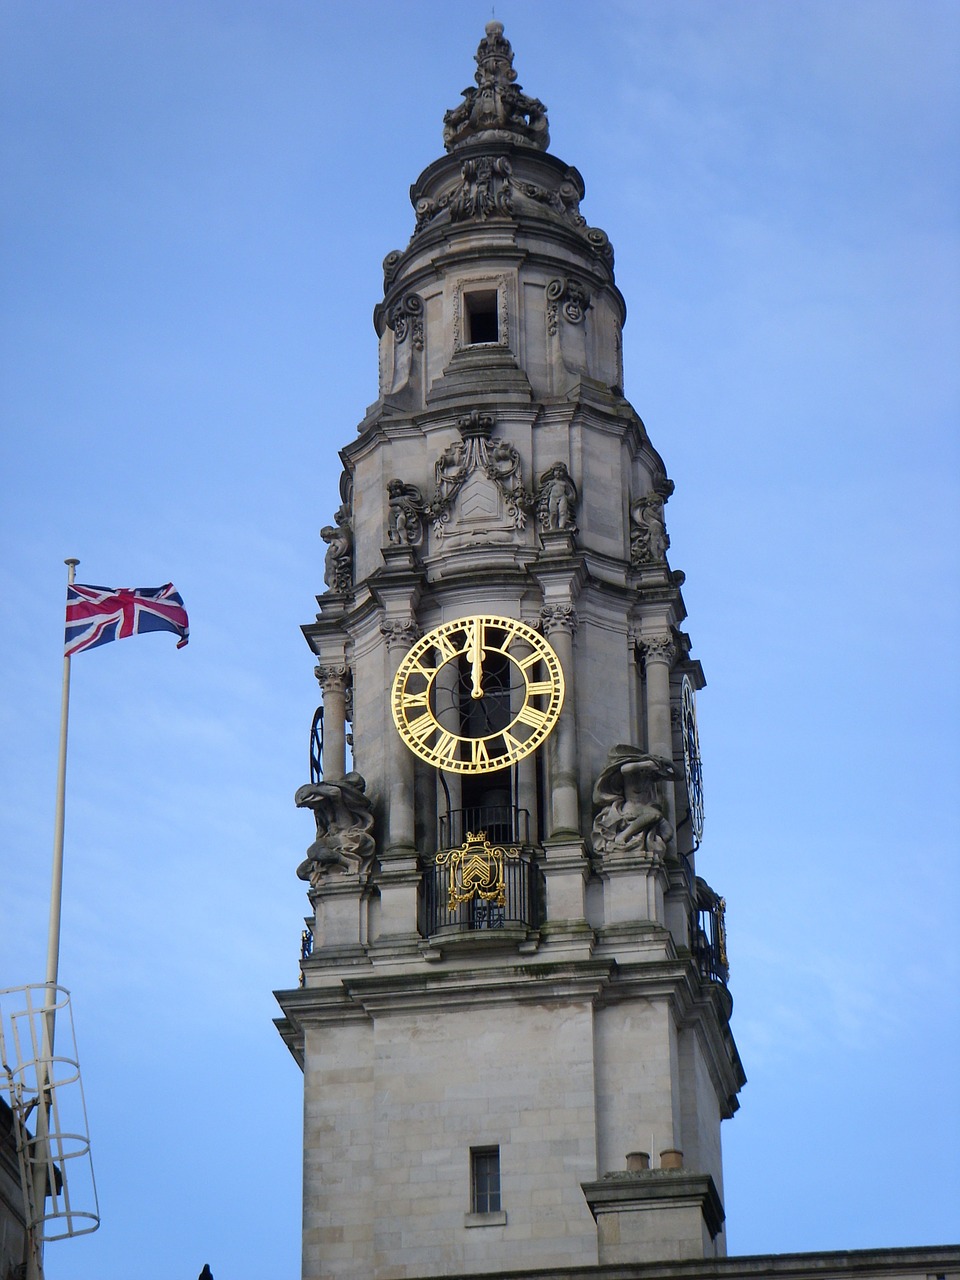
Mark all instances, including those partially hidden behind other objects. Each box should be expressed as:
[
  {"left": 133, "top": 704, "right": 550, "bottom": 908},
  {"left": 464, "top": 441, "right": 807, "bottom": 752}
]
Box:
[{"left": 1, "top": 3, "right": 958, "bottom": 1277}]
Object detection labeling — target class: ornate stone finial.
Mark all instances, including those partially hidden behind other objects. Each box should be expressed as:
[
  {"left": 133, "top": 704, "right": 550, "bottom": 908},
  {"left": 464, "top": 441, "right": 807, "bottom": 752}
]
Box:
[{"left": 443, "top": 23, "right": 550, "bottom": 153}]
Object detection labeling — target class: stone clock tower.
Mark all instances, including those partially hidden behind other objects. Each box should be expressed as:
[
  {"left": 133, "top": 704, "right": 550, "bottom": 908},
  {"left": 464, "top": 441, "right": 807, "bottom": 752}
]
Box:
[{"left": 275, "top": 24, "right": 745, "bottom": 1280}]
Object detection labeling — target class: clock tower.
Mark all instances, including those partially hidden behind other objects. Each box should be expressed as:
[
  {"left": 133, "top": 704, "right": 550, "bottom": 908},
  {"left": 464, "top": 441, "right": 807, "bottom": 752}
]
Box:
[{"left": 275, "top": 23, "right": 744, "bottom": 1280}]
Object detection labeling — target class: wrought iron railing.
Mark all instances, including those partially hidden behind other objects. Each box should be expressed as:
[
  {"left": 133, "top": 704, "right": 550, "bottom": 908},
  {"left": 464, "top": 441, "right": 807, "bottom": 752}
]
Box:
[
  {"left": 309, "top": 706, "right": 323, "bottom": 784},
  {"left": 438, "top": 805, "right": 530, "bottom": 849},
  {"left": 419, "top": 810, "right": 543, "bottom": 936},
  {"left": 691, "top": 885, "right": 728, "bottom": 984}
]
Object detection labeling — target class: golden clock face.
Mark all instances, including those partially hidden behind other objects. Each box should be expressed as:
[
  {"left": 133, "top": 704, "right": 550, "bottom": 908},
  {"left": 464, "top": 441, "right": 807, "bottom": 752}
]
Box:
[{"left": 391, "top": 615, "right": 564, "bottom": 774}]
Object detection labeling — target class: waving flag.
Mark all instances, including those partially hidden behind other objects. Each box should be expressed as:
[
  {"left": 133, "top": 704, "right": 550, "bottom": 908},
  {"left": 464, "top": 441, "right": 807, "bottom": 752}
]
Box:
[{"left": 65, "top": 583, "right": 189, "bottom": 656}]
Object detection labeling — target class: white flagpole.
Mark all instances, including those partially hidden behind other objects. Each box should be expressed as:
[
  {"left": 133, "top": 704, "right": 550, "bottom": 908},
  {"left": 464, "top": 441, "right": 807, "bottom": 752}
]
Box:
[
  {"left": 45, "top": 558, "right": 79, "bottom": 1001},
  {"left": 26, "top": 558, "right": 80, "bottom": 1280}
]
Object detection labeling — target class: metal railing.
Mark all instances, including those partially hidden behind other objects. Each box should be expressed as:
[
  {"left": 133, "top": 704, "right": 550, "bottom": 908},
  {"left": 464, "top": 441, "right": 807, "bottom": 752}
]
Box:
[
  {"left": 309, "top": 706, "right": 323, "bottom": 784},
  {"left": 437, "top": 804, "right": 530, "bottom": 849},
  {"left": 419, "top": 807, "right": 542, "bottom": 935},
  {"left": 419, "top": 851, "right": 544, "bottom": 935},
  {"left": 691, "top": 890, "right": 728, "bottom": 985}
]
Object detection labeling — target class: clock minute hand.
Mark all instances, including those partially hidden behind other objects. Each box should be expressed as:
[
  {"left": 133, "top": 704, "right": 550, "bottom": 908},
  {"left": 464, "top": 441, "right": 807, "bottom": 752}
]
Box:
[{"left": 469, "top": 620, "right": 484, "bottom": 699}]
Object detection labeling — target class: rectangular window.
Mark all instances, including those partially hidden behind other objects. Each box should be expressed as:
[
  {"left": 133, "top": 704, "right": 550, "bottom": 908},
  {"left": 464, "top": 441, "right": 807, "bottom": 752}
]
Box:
[
  {"left": 464, "top": 290, "right": 499, "bottom": 344},
  {"left": 471, "top": 1146, "right": 501, "bottom": 1214}
]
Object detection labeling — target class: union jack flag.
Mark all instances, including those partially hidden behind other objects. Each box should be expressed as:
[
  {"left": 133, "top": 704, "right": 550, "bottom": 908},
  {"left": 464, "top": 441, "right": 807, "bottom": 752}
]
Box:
[{"left": 65, "top": 583, "right": 190, "bottom": 656}]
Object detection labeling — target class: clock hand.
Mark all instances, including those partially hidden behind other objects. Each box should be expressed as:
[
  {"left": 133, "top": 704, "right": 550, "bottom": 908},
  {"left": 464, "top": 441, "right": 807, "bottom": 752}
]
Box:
[{"left": 469, "top": 619, "right": 484, "bottom": 699}]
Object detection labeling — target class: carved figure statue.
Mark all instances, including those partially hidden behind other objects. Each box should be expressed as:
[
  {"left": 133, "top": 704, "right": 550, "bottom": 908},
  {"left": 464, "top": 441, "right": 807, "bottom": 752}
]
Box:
[
  {"left": 320, "top": 510, "right": 353, "bottom": 593},
  {"left": 295, "top": 772, "right": 375, "bottom": 880},
  {"left": 536, "top": 462, "right": 578, "bottom": 531},
  {"left": 386, "top": 479, "right": 424, "bottom": 546},
  {"left": 630, "top": 493, "right": 669, "bottom": 565},
  {"left": 592, "top": 746, "right": 675, "bottom": 857}
]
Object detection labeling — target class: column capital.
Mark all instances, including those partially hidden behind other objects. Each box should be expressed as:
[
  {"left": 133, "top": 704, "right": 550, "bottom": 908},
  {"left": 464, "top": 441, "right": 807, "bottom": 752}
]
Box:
[
  {"left": 314, "top": 663, "right": 350, "bottom": 692},
  {"left": 640, "top": 634, "right": 677, "bottom": 666},
  {"left": 540, "top": 603, "right": 579, "bottom": 637},
  {"left": 380, "top": 617, "right": 421, "bottom": 652}
]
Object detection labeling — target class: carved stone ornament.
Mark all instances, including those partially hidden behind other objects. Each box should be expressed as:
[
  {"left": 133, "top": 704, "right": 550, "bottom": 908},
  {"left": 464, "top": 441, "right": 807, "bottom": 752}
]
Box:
[
  {"left": 427, "top": 410, "right": 532, "bottom": 537},
  {"left": 539, "top": 603, "right": 579, "bottom": 636},
  {"left": 546, "top": 278, "right": 591, "bottom": 335},
  {"left": 414, "top": 157, "right": 586, "bottom": 238},
  {"left": 314, "top": 663, "right": 349, "bottom": 693},
  {"left": 382, "top": 250, "right": 403, "bottom": 290},
  {"left": 535, "top": 462, "right": 578, "bottom": 532},
  {"left": 640, "top": 634, "right": 678, "bottom": 667},
  {"left": 320, "top": 501, "right": 353, "bottom": 593},
  {"left": 435, "top": 831, "right": 521, "bottom": 909},
  {"left": 380, "top": 617, "right": 421, "bottom": 652},
  {"left": 442, "top": 22, "right": 549, "bottom": 153},
  {"left": 591, "top": 746, "right": 676, "bottom": 859},
  {"left": 386, "top": 478, "right": 426, "bottom": 547},
  {"left": 386, "top": 292, "right": 424, "bottom": 351},
  {"left": 584, "top": 225, "right": 615, "bottom": 271},
  {"left": 630, "top": 493, "right": 670, "bottom": 566},
  {"left": 295, "top": 773, "right": 376, "bottom": 882}
]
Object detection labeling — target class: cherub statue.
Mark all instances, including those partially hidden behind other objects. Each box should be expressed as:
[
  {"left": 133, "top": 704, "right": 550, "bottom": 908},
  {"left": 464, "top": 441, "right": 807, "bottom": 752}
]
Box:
[
  {"left": 536, "top": 462, "right": 578, "bottom": 531},
  {"left": 320, "top": 509, "right": 352, "bottom": 593},
  {"left": 591, "top": 746, "right": 675, "bottom": 857},
  {"left": 295, "top": 772, "right": 375, "bottom": 880},
  {"left": 386, "top": 479, "right": 424, "bottom": 546},
  {"left": 630, "top": 493, "right": 669, "bottom": 565}
]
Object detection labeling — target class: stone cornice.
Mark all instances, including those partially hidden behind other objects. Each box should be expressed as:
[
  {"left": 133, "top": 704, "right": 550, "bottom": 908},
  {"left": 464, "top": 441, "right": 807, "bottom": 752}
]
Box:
[
  {"left": 282, "top": 959, "right": 615, "bottom": 1025},
  {"left": 452, "top": 1246, "right": 960, "bottom": 1280}
]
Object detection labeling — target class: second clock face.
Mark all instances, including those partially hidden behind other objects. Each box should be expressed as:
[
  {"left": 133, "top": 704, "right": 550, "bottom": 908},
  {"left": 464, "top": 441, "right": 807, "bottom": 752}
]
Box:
[
  {"left": 391, "top": 615, "right": 564, "bottom": 774},
  {"left": 680, "top": 675, "right": 705, "bottom": 844}
]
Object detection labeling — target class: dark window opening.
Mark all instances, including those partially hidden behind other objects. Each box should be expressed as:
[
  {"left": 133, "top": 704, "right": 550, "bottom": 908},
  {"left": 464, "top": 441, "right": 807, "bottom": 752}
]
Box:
[
  {"left": 471, "top": 1146, "right": 501, "bottom": 1213},
  {"left": 465, "top": 290, "right": 499, "bottom": 344}
]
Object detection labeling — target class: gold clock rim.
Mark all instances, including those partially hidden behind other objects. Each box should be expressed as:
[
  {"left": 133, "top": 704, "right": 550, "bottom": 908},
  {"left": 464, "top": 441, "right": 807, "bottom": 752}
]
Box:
[{"left": 390, "top": 614, "right": 564, "bottom": 774}]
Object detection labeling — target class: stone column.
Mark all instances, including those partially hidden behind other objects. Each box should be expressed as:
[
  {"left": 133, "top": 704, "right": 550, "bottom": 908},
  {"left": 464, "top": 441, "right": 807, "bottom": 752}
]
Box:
[
  {"left": 641, "top": 634, "right": 676, "bottom": 759},
  {"left": 315, "top": 664, "right": 349, "bottom": 780},
  {"left": 641, "top": 632, "right": 680, "bottom": 874},
  {"left": 541, "top": 604, "right": 580, "bottom": 837},
  {"left": 380, "top": 620, "right": 420, "bottom": 855},
  {"left": 537, "top": 603, "right": 590, "bottom": 947},
  {"left": 372, "top": 617, "right": 423, "bottom": 947},
  {"left": 511, "top": 638, "right": 538, "bottom": 841}
]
